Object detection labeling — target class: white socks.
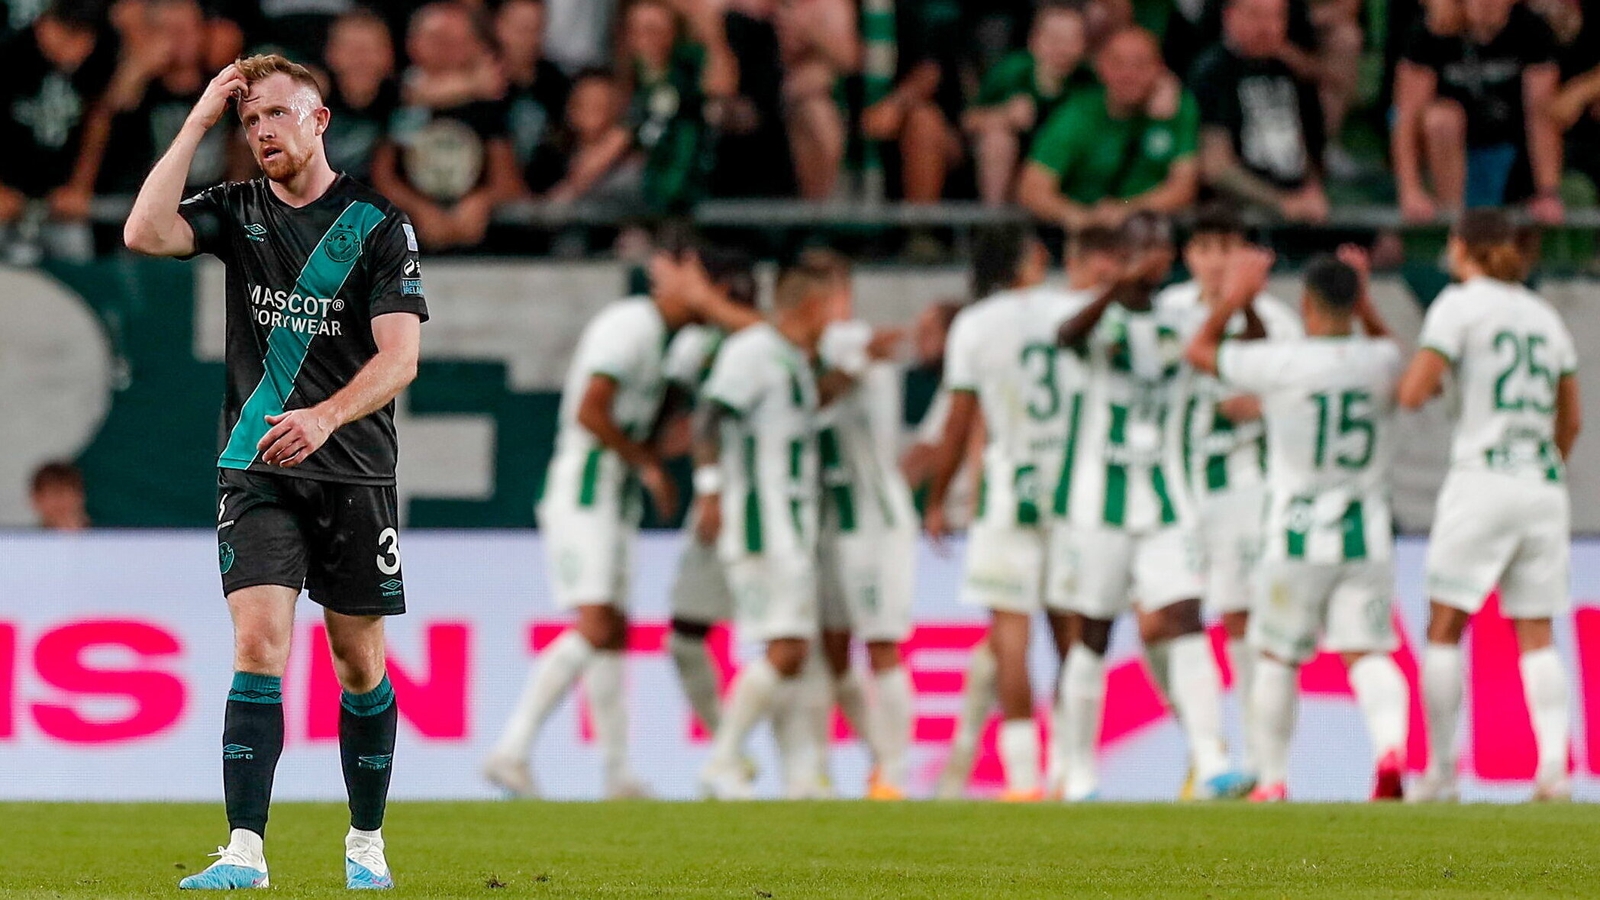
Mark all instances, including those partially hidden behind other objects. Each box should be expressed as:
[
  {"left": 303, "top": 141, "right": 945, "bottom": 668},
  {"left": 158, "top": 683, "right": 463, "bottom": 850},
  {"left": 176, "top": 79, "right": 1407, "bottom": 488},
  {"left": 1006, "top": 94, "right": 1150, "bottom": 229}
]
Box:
[
  {"left": 710, "top": 657, "right": 783, "bottom": 770},
  {"left": 493, "top": 630, "right": 594, "bottom": 759},
  {"left": 226, "top": 828, "right": 266, "bottom": 870},
  {"left": 583, "top": 651, "right": 630, "bottom": 790},
  {"left": 997, "top": 718, "right": 1040, "bottom": 796},
  {"left": 1250, "top": 655, "right": 1297, "bottom": 789},
  {"left": 833, "top": 668, "right": 874, "bottom": 763},
  {"left": 871, "top": 666, "right": 913, "bottom": 791},
  {"left": 1227, "top": 637, "right": 1256, "bottom": 775},
  {"left": 345, "top": 827, "right": 387, "bottom": 876},
  {"left": 1421, "top": 643, "right": 1462, "bottom": 781},
  {"left": 952, "top": 642, "right": 998, "bottom": 755},
  {"left": 1347, "top": 653, "right": 1409, "bottom": 765},
  {"left": 1520, "top": 647, "right": 1570, "bottom": 785},
  {"left": 1144, "top": 640, "right": 1173, "bottom": 707},
  {"left": 669, "top": 630, "right": 723, "bottom": 734},
  {"left": 1059, "top": 645, "right": 1104, "bottom": 800},
  {"left": 1166, "top": 633, "right": 1230, "bottom": 782}
]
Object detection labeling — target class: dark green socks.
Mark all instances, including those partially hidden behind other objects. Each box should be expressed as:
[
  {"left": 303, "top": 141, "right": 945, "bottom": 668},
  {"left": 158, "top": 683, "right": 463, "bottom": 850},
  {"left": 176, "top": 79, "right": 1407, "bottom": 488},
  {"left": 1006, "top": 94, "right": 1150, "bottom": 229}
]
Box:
[
  {"left": 223, "top": 672, "right": 285, "bottom": 837},
  {"left": 340, "top": 675, "right": 397, "bottom": 831}
]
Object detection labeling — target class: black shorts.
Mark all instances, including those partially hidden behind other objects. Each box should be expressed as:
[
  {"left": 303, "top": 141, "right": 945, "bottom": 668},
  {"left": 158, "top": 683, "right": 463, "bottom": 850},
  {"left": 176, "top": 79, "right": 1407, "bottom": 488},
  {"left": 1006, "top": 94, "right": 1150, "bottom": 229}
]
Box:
[{"left": 217, "top": 469, "right": 406, "bottom": 616}]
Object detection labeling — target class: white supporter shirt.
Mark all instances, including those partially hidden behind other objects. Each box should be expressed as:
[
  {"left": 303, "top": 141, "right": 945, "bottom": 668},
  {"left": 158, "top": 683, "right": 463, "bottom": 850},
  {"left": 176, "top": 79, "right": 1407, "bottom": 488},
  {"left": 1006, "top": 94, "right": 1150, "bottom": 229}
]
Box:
[
  {"left": 817, "top": 321, "right": 918, "bottom": 536},
  {"left": 944, "top": 286, "right": 1086, "bottom": 528},
  {"left": 1062, "top": 300, "right": 1188, "bottom": 532},
  {"left": 1160, "top": 282, "right": 1302, "bottom": 502},
  {"left": 546, "top": 297, "right": 701, "bottom": 514},
  {"left": 702, "top": 323, "right": 821, "bottom": 559},
  {"left": 1218, "top": 336, "right": 1403, "bottom": 564},
  {"left": 1418, "top": 277, "right": 1578, "bottom": 482}
]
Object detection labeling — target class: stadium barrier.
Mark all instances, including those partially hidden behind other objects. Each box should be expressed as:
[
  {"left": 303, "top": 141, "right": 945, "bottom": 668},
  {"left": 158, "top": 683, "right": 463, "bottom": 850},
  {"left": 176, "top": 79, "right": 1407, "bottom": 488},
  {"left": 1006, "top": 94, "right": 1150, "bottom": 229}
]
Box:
[{"left": 2, "top": 531, "right": 1595, "bottom": 803}]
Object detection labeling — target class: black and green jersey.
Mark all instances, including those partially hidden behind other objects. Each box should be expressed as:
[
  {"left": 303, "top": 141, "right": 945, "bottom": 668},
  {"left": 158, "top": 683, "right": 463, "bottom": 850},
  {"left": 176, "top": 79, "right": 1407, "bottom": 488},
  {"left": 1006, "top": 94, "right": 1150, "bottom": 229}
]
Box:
[{"left": 178, "top": 174, "right": 429, "bottom": 486}]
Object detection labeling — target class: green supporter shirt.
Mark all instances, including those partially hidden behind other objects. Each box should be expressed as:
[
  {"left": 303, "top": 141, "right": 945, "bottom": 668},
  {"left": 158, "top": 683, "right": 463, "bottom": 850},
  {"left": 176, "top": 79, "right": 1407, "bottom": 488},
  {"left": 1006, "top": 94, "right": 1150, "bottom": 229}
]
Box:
[
  {"left": 631, "top": 43, "right": 713, "bottom": 211},
  {"left": 974, "top": 51, "right": 1095, "bottom": 128},
  {"left": 1026, "top": 85, "right": 1198, "bottom": 205}
]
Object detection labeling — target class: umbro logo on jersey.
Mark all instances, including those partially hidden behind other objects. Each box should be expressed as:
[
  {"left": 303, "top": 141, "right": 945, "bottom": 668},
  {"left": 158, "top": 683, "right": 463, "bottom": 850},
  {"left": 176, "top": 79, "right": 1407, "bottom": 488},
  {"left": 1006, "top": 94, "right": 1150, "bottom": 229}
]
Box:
[{"left": 243, "top": 223, "right": 267, "bottom": 242}]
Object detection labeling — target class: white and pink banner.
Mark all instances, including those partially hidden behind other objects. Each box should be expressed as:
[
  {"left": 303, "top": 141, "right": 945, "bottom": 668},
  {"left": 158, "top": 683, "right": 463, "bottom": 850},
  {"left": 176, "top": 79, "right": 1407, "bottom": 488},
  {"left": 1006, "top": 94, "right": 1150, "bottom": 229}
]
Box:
[{"left": 2, "top": 531, "right": 1596, "bottom": 802}]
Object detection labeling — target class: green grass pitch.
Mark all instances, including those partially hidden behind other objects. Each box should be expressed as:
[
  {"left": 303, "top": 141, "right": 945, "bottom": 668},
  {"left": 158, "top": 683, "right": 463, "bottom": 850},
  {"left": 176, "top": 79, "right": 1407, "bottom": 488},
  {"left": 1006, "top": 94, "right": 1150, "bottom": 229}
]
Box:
[{"left": 1, "top": 801, "right": 1593, "bottom": 898}]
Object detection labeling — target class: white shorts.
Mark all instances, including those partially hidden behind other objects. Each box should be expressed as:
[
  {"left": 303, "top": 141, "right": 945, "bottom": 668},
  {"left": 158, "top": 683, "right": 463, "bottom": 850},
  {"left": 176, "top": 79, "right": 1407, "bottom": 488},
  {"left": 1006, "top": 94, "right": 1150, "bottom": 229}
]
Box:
[
  {"left": 1058, "top": 525, "right": 1204, "bottom": 620},
  {"left": 1425, "top": 469, "right": 1571, "bottom": 619},
  {"left": 725, "top": 552, "right": 820, "bottom": 643},
  {"left": 669, "top": 534, "right": 735, "bottom": 625},
  {"left": 538, "top": 502, "right": 633, "bottom": 610},
  {"left": 960, "top": 520, "right": 1051, "bottom": 614},
  {"left": 1251, "top": 559, "right": 1397, "bottom": 664},
  {"left": 819, "top": 525, "right": 915, "bottom": 642},
  {"left": 1195, "top": 488, "right": 1265, "bottom": 615}
]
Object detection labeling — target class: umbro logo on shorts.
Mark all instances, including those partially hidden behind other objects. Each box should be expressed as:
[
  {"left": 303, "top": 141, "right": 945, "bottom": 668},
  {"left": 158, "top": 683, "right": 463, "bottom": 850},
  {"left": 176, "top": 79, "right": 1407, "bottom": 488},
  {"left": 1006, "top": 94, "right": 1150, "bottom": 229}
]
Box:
[
  {"left": 379, "top": 579, "right": 403, "bottom": 597},
  {"left": 357, "top": 754, "right": 393, "bottom": 770},
  {"left": 223, "top": 743, "right": 255, "bottom": 760}
]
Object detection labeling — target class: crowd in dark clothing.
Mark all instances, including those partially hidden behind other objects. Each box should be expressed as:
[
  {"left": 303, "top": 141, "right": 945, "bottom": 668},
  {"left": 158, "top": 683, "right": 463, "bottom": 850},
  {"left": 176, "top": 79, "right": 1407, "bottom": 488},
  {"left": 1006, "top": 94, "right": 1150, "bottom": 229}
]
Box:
[{"left": 3, "top": 0, "right": 1598, "bottom": 257}]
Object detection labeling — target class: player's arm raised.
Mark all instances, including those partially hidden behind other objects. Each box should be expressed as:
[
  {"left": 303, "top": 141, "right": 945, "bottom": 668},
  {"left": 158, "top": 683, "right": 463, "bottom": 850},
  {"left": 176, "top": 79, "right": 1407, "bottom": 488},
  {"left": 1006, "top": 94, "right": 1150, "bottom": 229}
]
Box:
[
  {"left": 259, "top": 312, "right": 422, "bottom": 468},
  {"left": 124, "top": 64, "right": 247, "bottom": 257},
  {"left": 1338, "top": 243, "right": 1392, "bottom": 339},
  {"left": 1185, "top": 245, "right": 1273, "bottom": 377}
]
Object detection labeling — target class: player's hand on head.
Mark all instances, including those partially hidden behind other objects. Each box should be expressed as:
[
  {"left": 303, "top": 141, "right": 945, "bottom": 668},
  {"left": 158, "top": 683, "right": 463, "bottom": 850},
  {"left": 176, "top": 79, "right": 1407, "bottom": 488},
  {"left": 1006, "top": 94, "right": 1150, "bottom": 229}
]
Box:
[
  {"left": 1222, "top": 245, "right": 1274, "bottom": 308},
  {"left": 189, "top": 64, "right": 248, "bottom": 130},
  {"left": 257, "top": 408, "right": 336, "bottom": 468}
]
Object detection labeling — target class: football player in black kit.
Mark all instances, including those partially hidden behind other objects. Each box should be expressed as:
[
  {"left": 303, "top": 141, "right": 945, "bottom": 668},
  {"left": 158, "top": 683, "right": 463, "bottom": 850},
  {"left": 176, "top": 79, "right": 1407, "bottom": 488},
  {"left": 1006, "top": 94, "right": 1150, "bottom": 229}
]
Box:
[{"left": 125, "top": 54, "right": 427, "bottom": 891}]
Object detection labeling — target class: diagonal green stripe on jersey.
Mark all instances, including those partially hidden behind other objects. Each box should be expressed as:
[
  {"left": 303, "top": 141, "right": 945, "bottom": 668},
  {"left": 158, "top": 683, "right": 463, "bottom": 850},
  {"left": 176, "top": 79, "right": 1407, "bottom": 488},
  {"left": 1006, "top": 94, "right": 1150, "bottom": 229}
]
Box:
[{"left": 219, "top": 201, "right": 387, "bottom": 469}]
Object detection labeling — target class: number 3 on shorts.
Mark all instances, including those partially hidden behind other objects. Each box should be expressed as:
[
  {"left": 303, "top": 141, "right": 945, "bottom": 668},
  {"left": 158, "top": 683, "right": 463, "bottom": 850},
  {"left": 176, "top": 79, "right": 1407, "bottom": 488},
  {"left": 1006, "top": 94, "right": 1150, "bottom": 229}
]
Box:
[{"left": 376, "top": 527, "right": 402, "bottom": 575}]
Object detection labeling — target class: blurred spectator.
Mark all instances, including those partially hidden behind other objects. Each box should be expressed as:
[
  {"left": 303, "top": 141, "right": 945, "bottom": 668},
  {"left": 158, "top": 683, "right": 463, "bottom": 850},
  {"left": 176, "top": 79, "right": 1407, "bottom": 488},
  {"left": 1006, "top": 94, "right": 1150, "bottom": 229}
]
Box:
[
  {"left": 1189, "top": 0, "right": 1329, "bottom": 222},
  {"left": 964, "top": 2, "right": 1093, "bottom": 206},
  {"left": 544, "top": 0, "right": 617, "bottom": 72},
  {"left": 712, "top": 0, "right": 794, "bottom": 198},
  {"left": 320, "top": 8, "right": 399, "bottom": 183},
  {"left": 542, "top": 69, "right": 640, "bottom": 204},
  {"left": 774, "top": 0, "right": 859, "bottom": 200},
  {"left": 859, "top": 0, "right": 967, "bottom": 204},
  {"left": 96, "top": 0, "right": 228, "bottom": 195},
  {"left": 619, "top": 0, "right": 738, "bottom": 212},
  {"left": 496, "top": 0, "right": 571, "bottom": 194},
  {"left": 30, "top": 461, "right": 89, "bottom": 531},
  {"left": 207, "top": 0, "right": 354, "bottom": 65},
  {"left": 0, "top": 0, "right": 113, "bottom": 263},
  {"left": 1547, "top": 4, "right": 1600, "bottom": 199},
  {"left": 372, "top": 2, "right": 520, "bottom": 249},
  {"left": 1392, "top": 0, "right": 1564, "bottom": 223},
  {"left": 1193, "top": 0, "right": 1358, "bottom": 173},
  {"left": 1017, "top": 27, "right": 1198, "bottom": 228}
]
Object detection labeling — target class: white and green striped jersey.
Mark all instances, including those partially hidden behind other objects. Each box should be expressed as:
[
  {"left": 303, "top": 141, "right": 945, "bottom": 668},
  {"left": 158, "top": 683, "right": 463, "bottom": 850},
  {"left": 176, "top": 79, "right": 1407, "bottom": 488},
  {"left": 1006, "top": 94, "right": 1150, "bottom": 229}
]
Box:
[
  {"left": 1217, "top": 336, "right": 1402, "bottom": 564},
  {"left": 1418, "top": 276, "right": 1578, "bottom": 483},
  {"left": 703, "top": 323, "right": 821, "bottom": 558},
  {"left": 549, "top": 296, "right": 703, "bottom": 511},
  {"left": 1160, "top": 282, "right": 1303, "bottom": 502},
  {"left": 943, "top": 286, "right": 1088, "bottom": 528},
  {"left": 1061, "top": 301, "right": 1189, "bottom": 532},
  {"left": 816, "top": 321, "right": 918, "bottom": 536}
]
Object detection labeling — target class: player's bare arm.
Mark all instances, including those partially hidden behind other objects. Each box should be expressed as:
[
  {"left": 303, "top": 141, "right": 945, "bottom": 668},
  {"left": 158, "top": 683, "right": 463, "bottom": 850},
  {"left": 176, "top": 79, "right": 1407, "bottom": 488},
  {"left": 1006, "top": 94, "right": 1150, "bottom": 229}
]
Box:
[
  {"left": 124, "top": 64, "right": 247, "bottom": 257},
  {"left": 1397, "top": 349, "right": 1449, "bottom": 410},
  {"left": 1186, "top": 246, "right": 1273, "bottom": 376},
  {"left": 690, "top": 400, "right": 730, "bottom": 545},
  {"left": 1555, "top": 374, "right": 1582, "bottom": 460},
  {"left": 575, "top": 373, "right": 678, "bottom": 521},
  {"left": 258, "top": 312, "right": 421, "bottom": 467},
  {"left": 1338, "top": 244, "right": 1392, "bottom": 339},
  {"left": 923, "top": 389, "right": 979, "bottom": 543}
]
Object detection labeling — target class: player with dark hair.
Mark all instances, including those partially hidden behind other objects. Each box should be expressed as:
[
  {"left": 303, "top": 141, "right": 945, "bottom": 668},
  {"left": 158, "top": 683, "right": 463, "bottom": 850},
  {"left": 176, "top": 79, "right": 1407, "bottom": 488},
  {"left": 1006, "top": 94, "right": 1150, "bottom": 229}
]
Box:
[
  {"left": 1188, "top": 246, "right": 1410, "bottom": 803},
  {"left": 125, "top": 53, "right": 428, "bottom": 890}
]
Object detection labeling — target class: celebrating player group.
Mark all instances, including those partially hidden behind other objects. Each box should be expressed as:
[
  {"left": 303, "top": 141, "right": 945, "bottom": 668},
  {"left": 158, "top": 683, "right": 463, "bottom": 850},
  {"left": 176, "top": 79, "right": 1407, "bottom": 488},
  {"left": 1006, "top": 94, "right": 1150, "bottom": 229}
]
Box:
[{"left": 124, "top": 46, "right": 1581, "bottom": 894}]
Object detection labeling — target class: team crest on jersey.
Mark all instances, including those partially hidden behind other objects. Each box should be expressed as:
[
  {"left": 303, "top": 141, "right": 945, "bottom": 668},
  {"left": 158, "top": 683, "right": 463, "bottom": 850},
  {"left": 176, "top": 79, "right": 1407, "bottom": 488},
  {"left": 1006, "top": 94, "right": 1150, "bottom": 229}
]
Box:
[{"left": 325, "top": 223, "right": 363, "bottom": 263}]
